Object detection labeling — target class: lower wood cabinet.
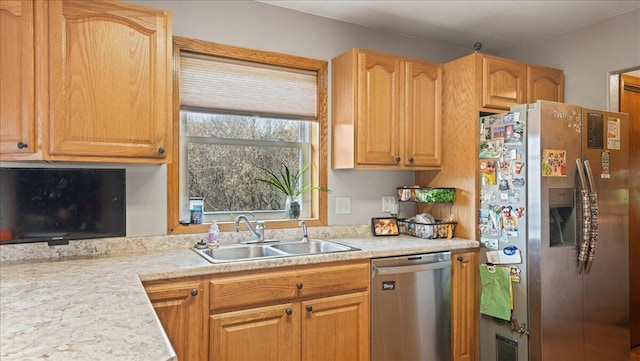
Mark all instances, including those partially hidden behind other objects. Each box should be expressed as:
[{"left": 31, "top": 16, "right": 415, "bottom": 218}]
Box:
[
  {"left": 209, "top": 260, "right": 370, "bottom": 361},
  {"left": 301, "top": 292, "right": 369, "bottom": 361},
  {"left": 144, "top": 254, "right": 477, "bottom": 361},
  {"left": 210, "top": 291, "right": 369, "bottom": 361},
  {"left": 210, "top": 302, "right": 300, "bottom": 361},
  {"left": 144, "top": 277, "right": 208, "bottom": 361},
  {"left": 451, "top": 249, "right": 480, "bottom": 361}
]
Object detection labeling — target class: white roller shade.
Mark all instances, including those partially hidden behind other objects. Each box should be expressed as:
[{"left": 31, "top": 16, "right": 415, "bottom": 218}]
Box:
[{"left": 180, "top": 52, "right": 318, "bottom": 120}]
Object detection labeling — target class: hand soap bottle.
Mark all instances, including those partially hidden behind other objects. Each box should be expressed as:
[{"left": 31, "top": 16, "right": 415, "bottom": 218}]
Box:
[{"left": 207, "top": 220, "right": 220, "bottom": 248}]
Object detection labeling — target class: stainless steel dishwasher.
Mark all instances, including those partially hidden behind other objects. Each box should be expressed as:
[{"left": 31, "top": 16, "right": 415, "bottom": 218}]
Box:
[{"left": 371, "top": 251, "right": 451, "bottom": 361}]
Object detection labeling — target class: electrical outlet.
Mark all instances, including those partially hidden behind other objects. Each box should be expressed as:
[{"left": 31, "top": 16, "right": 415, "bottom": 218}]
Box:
[
  {"left": 481, "top": 238, "right": 499, "bottom": 250},
  {"left": 336, "top": 197, "right": 351, "bottom": 215},
  {"left": 381, "top": 196, "right": 396, "bottom": 212}
]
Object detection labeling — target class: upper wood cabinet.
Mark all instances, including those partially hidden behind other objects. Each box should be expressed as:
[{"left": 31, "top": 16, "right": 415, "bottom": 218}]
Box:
[
  {"left": 480, "top": 54, "right": 563, "bottom": 111},
  {"left": 0, "top": 0, "right": 36, "bottom": 157},
  {"left": 527, "top": 64, "right": 564, "bottom": 104},
  {"left": 332, "top": 48, "right": 442, "bottom": 170},
  {"left": 0, "top": 0, "right": 172, "bottom": 163},
  {"left": 144, "top": 277, "right": 208, "bottom": 361},
  {"left": 481, "top": 56, "right": 527, "bottom": 109}
]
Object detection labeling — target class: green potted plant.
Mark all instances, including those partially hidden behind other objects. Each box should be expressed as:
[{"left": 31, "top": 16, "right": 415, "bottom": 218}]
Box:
[{"left": 257, "top": 162, "right": 329, "bottom": 219}]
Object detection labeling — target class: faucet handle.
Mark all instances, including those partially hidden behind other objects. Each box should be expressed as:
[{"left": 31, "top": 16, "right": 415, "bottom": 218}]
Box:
[
  {"left": 256, "top": 221, "right": 265, "bottom": 242},
  {"left": 299, "top": 221, "right": 308, "bottom": 241}
]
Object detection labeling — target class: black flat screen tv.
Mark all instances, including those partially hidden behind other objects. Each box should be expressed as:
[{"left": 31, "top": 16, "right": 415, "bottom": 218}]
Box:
[{"left": 0, "top": 168, "right": 126, "bottom": 245}]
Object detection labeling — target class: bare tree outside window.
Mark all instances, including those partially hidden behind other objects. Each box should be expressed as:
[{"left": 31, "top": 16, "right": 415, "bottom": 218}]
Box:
[{"left": 182, "top": 111, "right": 308, "bottom": 214}]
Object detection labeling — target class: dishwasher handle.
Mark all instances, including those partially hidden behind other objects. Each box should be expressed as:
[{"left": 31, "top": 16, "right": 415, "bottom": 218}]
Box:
[{"left": 373, "top": 260, "right": 451, "bottom": 276}]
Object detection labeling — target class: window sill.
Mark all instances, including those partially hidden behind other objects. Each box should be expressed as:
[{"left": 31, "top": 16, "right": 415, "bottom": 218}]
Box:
[{"left": 169, "top": 218, "right": 327, "bottom": 234}]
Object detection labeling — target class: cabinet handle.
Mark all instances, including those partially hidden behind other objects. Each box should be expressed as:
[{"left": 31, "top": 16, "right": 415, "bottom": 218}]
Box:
[
  {"left": 17, "top": 142, "right": 28, "bottom": 149},
  {"left": 285, "top": 308, "right": 293, "bottom": 316},
  {"left": 457, "top": 256, "right": 464, "bottom": 262},
  {"left": 394, "top": 157, "right": 401, "bottom": 163},
  {"left": 190, "top": 289, "right": 199, "bottom": 297},
  {"left": 296, "top": 283, "right": 303, "bottom": 290},
  {"left": 158, "top": 147, "right": 166, "bottom": 154},
  {"left": 408, "top": 157, "right": 414, "bottom": 163},
  {"left": 306, "top": 305, "right": 313, "bottom": 312}
]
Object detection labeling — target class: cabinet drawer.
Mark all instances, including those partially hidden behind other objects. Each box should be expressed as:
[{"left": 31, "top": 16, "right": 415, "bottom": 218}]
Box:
[
  {"left": 296, "top": 261, "right": 369, "bottom": 298},
  {"left": 210, "top": 260, "right": 369, "bottom": 311}
]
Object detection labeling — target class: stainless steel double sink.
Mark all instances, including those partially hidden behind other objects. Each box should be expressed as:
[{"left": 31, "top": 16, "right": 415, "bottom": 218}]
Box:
[{"left": 193, "top": 239, "right": 359, "bottom": 263}]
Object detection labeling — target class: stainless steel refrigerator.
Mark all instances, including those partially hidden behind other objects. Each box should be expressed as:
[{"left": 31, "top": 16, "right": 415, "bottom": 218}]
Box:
[{"left": 478, "top": 100, "right": 630, "bottom": 361}]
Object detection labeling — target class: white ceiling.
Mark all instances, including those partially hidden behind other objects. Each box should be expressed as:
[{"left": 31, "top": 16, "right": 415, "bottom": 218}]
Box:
[{"left": 259, "top": 0, "right": 640, "bottom": 53}]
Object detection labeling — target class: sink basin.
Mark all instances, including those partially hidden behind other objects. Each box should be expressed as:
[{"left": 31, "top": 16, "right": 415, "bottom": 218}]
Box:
[
  {"left": 197, "top": 245, "right": 287, "bottom": 263},
  {"left": 192, "top": 239, "right": 358, "bottom": 263},
  {"left": 270, "top": 240, "right": 352, "bottom": 254}
]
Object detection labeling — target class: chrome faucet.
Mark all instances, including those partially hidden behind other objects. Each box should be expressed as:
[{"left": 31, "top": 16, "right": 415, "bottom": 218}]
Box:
[
  {"left": 234, "top": 214, "right": 265, "bottom": 243},
  {"left": 299, "top": 220, "right": 309, "bottom": 242}
]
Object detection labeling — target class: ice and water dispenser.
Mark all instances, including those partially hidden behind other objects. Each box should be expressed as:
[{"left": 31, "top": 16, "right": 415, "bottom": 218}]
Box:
[{"left": 548, "top": 188, "right": 576, "bottom": 247}]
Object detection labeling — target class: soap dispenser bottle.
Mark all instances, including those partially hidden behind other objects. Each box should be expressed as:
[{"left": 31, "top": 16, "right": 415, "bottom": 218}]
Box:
[{"left": 207, "top": 220, "right": 220, "bottom": 248}]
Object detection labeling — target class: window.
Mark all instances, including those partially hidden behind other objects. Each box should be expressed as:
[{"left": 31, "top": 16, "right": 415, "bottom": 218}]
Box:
[{"left": 168, "top": 37, "right": 328, "bottom": 234}]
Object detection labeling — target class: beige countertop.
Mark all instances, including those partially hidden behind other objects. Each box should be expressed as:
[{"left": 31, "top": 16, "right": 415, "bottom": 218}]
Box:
[{"left": 0, "top": 236, "right": 477, "bottom": 361}]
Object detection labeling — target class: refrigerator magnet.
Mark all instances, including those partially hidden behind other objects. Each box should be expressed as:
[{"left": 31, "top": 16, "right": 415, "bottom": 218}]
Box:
[
  {"left": 509, "top": 265, "right": 522, "bottom": 283},
  {"left": 601, "top": 151, "right": 611, "bottom": 178},
  {"left": 607, "top": 117, "right": 621, "bottom": 150},
  {"left": 542, "top": 149, "right": 567, "bottom": 177}
]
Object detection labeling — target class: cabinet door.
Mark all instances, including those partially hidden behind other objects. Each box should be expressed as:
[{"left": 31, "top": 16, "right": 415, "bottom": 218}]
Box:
[
  {"left": 211, "top": 303, "right": 300, "bottom": 361},
  {"left": 404, "top": 60, "right": 442, "bottom": 167},
  {"left": 356, "top": 50, "right": 402, "bottom": 166},
  {"left": 301, "top": 292, "right": 369, "bottom": 361},
  {"left": 527, "top": 65, "right": 564, "bottom": 103},
  {"left": 481, "top": 56, "right": 526, "bottom": 110},
  {"left": 0, "top": 0, "right": 36, "bottom": 157},
  {"left": 145, "top": 278, "right": 207, "bottom": 361},
  {"left": 451, "top": 250, "right": 479, "bottom": 361},
  {"left": 47, "top": 0, "right": 171, "bottom": 162}
]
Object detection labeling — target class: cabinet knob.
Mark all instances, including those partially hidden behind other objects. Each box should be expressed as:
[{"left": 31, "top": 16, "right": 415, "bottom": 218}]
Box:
[
  {"left": 17, "top": 142, "right": 28, "bottom": 149},
  {"left": 408, "top": 157, "right": 414, "bottom": 163},
  {"left": 158, "top": 147, "right": 166, "bottom": 154},
  {"left": 296, "top": 283, "right": 303, "bottom": 290},
  {"left": 306, "top": 305, "right": 313, "bottom": 312},
  {"left": 457, "top": 256, "right": 464, "bottom": 262},
  {"left": 190, "top": 289, "right": 199, "bottom": 296},
  {"left": 394, "top": 157, "right": 401, "bottom": 163},
  {"left": 285, "top": 308, "right": 293, "bottom": 316}
]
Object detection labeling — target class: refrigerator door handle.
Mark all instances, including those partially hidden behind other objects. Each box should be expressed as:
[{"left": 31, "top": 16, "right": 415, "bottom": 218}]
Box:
[
  {"left": 584, "top": 160, "right": 597, "bottom": 192},
  {"left": 576, "top": 158, "right": 591, "bottom": 274},
  {"left": 576, "top": 158, "right": 589, "bottom": 191},
  {"left": 583, "top": 160, "right": 599, "bottom": 275}
]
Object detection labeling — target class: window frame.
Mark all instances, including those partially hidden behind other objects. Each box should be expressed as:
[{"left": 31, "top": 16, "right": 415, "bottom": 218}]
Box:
[{"left": 168, "top": 37, "right": 328, "bottom": 234}]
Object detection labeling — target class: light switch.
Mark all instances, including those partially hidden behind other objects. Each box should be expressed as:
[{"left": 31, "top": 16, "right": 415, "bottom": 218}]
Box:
[
  {"left": 335, "top": 197, "right": 351, "bottom": 215},
  {"left": 381, "top": 196, "right": 396, "bottom": 212}
]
